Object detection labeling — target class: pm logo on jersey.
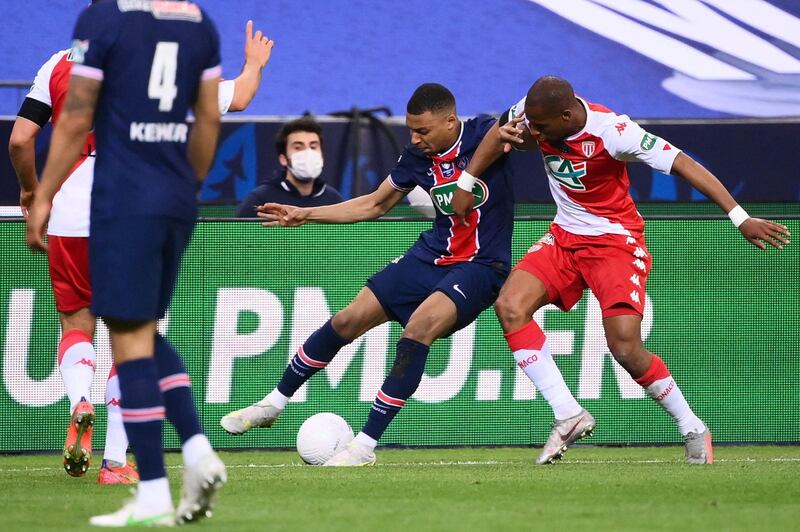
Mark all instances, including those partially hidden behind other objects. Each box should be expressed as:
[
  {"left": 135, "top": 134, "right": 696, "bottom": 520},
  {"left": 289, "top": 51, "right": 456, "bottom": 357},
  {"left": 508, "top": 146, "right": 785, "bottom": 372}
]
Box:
[
  {"left": 543, "top": 155, "right": 587, "bottom": 190},
  {"left": 429, "top": 179, "right": 489, "bottom": 215}
]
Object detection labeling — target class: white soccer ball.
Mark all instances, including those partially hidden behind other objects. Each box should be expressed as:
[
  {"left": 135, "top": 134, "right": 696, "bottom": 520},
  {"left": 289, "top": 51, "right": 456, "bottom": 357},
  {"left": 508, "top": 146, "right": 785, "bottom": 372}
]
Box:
[{"left": 296, "top": 412, "right": 354, "bottom": 465}]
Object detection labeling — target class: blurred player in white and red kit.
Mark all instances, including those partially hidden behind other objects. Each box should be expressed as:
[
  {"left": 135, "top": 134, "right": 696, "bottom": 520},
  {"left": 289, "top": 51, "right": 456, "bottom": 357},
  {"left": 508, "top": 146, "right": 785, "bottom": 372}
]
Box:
[
  {"left": 453, "top": 76, "right": 790, "bottom": 465},
  {"left": 8, "top": 10, "right": 274, "bottom": 483}
]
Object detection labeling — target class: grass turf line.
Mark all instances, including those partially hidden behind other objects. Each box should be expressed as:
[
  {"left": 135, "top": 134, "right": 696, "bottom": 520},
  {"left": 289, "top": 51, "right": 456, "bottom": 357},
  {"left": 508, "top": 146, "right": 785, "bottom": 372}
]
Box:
[{"left": 1, "top": 446, "right": 798, "bottom": 531}]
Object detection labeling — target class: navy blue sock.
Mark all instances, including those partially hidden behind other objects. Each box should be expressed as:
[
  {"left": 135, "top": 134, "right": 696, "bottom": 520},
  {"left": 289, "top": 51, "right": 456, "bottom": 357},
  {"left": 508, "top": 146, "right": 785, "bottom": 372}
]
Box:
[
  {"left": 362, "top": 338, "right": 429, "bottom": 441},
  {"left": 277, "top": 319, "right": 349, "bottom": 397},
  {"left": 154, "top": 334, "right": 203, "bottom": 444},
  {"left": 116, "top": 358, "right": 166, "bottom": 481}
]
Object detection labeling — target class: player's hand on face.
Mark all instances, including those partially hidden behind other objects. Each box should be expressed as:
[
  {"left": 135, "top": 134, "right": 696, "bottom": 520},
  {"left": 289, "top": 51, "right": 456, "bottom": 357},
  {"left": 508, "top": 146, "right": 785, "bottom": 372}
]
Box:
[
  {"left": 25, "top": 198, "right": 50, "bottom": 253},
  {"left": 244, "top": 20, "right": 274, "bottom": 69},
  {"left": 498, "top": 114, "right": 526, "bottom": 153},
  {"left": 452, "top": 187, "right": 475, "bottom": 227},
  {"left": 19, "top": 187, "right": 36, "bottom": 219},
  {"left": 257, "top": 202, "right": 309, "bottom": 227},
  {"left": 738, "top": 218, "right": 790, "bottom": 250}
]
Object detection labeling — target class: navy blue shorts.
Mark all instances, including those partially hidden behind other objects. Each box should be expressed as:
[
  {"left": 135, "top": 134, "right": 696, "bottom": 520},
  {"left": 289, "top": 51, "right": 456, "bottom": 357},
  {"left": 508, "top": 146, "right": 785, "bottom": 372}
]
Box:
[
  {"left": 366, "top": 253, "right": 508, "bottom": 334},
  {"left": 89, "top": 216, "right": 194, "bottom": 321}
]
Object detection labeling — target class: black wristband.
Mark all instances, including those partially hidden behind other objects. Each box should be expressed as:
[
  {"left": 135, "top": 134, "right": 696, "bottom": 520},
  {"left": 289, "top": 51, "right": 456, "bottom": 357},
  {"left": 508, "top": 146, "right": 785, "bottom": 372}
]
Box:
[{"left": 17, "top": 97, "right": 52, "bottom": 128}]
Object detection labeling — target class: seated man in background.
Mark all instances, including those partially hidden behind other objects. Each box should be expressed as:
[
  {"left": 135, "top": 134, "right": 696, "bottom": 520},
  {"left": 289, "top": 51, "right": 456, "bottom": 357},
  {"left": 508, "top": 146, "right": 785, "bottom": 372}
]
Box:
[{"left": 235, "top": 116, "right": 343, "bottom": 217}]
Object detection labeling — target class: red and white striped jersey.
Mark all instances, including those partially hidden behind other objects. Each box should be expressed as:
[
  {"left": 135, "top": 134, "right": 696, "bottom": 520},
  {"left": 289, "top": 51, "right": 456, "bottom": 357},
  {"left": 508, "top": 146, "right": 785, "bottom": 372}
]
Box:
[
  {"left": 27, "top": 49, "right": 95, "bottom": 237},
  {"left": 25, "top": 51, "right": 236, "bottom": 236},
  {"left": 508, "top": 97, "right": 681, "bottom": 238}
]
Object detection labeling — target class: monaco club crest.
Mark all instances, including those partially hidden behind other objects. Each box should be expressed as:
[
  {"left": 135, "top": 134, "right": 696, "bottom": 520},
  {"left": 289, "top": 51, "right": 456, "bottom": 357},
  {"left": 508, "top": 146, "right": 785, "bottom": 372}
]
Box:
[{"left": 581, "top": 140, "right": 596, "bottom": 158}]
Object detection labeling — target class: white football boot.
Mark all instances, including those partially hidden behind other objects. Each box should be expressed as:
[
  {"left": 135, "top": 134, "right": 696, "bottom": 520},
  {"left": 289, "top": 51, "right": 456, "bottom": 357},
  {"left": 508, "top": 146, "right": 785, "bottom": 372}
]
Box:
[
  {"left": 536, "top": 409, "right": 596, "bottom": 465},
  {"left": 323, "top": 441, "right": 377, "bottom": 467},
  {"left": 220, "top": 399, "right": 282, "bottom": 435},
  {"left": 175, "top": 452, "right": 227, "bottom": 524},
  {"left": 89, "top": 498, "right": 175, "bottom": 527},
  {"left": 684, "top": 427, "right": 713, "bottom": 464}
]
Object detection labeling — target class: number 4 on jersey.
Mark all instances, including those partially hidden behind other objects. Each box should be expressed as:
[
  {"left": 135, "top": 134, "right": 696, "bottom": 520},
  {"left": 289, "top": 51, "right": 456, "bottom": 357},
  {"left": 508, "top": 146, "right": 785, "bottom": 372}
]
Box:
[{"left": 148, "top": 42, "right": 179, "bottom": 112}]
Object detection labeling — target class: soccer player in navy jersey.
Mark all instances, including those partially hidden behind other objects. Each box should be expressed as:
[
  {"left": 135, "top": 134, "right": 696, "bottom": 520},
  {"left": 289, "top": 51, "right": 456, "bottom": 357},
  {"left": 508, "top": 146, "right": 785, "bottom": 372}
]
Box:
[
  {"left": 26, "top": 0, "right": 224, "bottom": 526},
  {"left": 10, "top": 15, "right": 272, "bottom": 485},
  {"left": 220, "top": 83, "right": 515, "bottom": 466}
]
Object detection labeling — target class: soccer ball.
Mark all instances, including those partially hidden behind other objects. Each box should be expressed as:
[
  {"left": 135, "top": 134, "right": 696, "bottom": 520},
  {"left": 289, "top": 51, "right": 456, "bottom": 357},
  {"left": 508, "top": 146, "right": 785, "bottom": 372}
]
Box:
[{"left": 296, "top": 412, "right": 354, "bottom": 465}]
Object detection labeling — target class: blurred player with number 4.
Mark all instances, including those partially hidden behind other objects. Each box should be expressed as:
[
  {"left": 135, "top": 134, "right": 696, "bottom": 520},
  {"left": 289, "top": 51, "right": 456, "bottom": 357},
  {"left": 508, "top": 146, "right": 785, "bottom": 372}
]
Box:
[
  {"left": 10, "top": 4, "right": 272, "bottom": 486},
  {"left": 452, "top": 76, "right": 791, "bottom": 465},
  {"left": 23, "top": 0, "right": 255, "bottom": 526}
]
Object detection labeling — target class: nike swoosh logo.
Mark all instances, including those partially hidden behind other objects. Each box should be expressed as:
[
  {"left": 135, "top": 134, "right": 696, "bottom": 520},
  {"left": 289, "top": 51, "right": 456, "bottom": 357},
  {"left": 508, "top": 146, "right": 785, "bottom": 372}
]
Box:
[
  {"left": 453, "top": 284, "right": 466, "bottom": 299},
  {"left": 559, "top": 415, "right": 585, "bottom": 443}
]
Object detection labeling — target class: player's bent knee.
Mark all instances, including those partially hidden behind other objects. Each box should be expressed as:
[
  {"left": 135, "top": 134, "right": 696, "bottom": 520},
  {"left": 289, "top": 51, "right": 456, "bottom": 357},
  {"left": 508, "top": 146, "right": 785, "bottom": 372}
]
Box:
[
  {"left": 401, "top": 321, "right": 439, "bottom": 345},
  {"left": 494, "top": 294, "right": 530, "bottom": 332}
]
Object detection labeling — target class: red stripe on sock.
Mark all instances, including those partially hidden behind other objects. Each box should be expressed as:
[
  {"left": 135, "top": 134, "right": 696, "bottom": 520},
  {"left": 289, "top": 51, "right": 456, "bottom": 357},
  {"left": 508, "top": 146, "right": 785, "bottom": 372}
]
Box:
[
  {"left": 58, "top": 329, "right": 93, "bottom": 365},
  {"left": 504, "top": 320, "right": 546, "bottom": 353},
  {"left": 297, "top": 346, "right": 327, "bottom": 368},
  {"left": 376, "top": 390, "right": 406, "bottom": 407},
  {"left": 634, "top": 354, "right": 671, "bottom": 387}
]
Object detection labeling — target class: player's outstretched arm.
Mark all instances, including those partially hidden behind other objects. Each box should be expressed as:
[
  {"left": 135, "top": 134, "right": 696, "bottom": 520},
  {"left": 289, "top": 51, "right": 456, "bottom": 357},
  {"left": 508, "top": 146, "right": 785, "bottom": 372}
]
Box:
[
  {"left": 258, "top": 178, "right": 407, "bottom": 226},
  {"left": 8, "top": 117, "right": 42, "bottom": 219},
  {"left": 671, "top": 152, "right": 790, "bottom": 250},
  {"left": 188, "top": 78, "right": 221, "bottom": 180},
  {"left": 452, "top": 115, "right": 527, "bottom": 227},
  {"left": 229, "top": 20, "right": 274, "bottom": 112},
  {"left": 26, "top": 75, "right": 100, "bottom": 252}
]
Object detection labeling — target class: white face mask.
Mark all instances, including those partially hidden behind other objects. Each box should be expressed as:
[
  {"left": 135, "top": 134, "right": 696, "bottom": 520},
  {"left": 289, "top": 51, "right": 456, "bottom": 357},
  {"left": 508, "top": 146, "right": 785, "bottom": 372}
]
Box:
[{"left": 289, "top": 149, "right": 323, "bottom": 181}]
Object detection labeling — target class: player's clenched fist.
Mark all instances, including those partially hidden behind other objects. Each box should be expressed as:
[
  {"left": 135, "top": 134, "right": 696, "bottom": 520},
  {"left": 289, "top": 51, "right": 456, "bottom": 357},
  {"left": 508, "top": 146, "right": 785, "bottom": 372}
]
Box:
[{"left": 257, "top": 202, "right": 310, "bottom": 227}]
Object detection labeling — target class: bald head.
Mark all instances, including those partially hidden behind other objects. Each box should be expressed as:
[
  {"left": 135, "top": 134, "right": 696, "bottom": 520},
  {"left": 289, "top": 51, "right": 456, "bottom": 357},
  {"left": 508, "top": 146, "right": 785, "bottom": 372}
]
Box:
[
  {"left": 522, "top": 76, "right": 586, "bottom": 142},
  {"left": 525, "top": 76, "right": 576, "bottom": 116}
]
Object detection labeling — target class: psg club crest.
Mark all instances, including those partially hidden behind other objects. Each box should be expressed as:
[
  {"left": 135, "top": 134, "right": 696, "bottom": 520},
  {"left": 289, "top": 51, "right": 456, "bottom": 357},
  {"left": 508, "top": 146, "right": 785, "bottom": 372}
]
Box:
[{"left": 581, "top": 141, "right": 596, "bottom": 158}]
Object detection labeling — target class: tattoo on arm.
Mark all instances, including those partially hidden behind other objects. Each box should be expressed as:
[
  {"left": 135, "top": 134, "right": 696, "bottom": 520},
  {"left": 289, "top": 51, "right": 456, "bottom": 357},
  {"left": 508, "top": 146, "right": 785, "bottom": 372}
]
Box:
[{"left": 63, "top": 76, "right": 101, "bottom": 124}]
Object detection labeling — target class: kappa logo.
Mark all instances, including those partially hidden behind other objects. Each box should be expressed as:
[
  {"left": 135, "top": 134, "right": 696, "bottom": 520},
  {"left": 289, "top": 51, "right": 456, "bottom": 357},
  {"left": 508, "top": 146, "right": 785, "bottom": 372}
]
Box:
[
  {"left": 543, "top": 155, "right": 587, "bottom": 190},
  {"left": 581, "top": 140, "right": 596, "bottom": 157}
]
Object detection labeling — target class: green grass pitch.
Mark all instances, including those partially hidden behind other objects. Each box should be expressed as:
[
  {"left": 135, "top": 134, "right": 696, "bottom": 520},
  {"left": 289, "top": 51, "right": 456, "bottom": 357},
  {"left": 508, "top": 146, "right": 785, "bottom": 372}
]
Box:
[{"left": 2, "top": 446, "right": 798, "bottom": 531}]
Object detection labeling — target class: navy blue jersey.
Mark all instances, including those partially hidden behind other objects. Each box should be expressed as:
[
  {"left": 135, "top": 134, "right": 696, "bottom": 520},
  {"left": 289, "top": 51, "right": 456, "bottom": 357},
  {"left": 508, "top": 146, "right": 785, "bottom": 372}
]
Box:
[
  {"left": 71, "top": 0, "right": 221, "bottom": 222},
  {"left": 387, "top": 115, "right": 515, "bottom": 270}
]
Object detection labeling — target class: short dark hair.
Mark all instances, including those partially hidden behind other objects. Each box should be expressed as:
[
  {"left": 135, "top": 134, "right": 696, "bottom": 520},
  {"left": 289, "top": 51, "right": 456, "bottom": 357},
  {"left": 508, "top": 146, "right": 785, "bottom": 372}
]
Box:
[
  {"left": 275, "top": 116, "right": 324, "bottom": 156},
  {"left": 406, "top": 83, "right": 456, "bottom": 115},
  {"left": 526, "top": 76, "right": 575, "bottom": 115}
]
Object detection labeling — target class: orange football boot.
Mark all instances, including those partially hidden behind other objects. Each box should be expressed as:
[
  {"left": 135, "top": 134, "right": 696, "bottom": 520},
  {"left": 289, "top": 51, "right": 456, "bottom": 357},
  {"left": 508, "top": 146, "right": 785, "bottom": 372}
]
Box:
[
  {"left": 98, "top": 459, "right": 139, "bottom": 485},
  {"left": 64, "top": 397, "right": 95, "bottom": 477}
]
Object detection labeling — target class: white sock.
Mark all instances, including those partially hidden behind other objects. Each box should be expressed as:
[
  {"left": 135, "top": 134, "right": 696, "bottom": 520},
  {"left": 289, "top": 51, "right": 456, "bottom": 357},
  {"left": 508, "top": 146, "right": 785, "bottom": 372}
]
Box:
[
  {"left": 103, "top": 371, "right": 129, "bottom": 465},
  {"left": 182, "top": 433, "right": 214, "bottom": 467},
  {"left": 646, "top": 376, "right": 706, "bottom": 435},
  {"left": 514, "top": 343, "right": 583, "bottom": 420},
  {"left": 136, "top": 478, "right": 173, "bottom": 512},
  {"left": 58, "top": 332, "right": 96, "bottom": 412},
  {"left": 264, "top": 389, "right": 289, "bottom": 410},
  {"left": 354, "top": 432, "right": 377, "bottom": 450}
]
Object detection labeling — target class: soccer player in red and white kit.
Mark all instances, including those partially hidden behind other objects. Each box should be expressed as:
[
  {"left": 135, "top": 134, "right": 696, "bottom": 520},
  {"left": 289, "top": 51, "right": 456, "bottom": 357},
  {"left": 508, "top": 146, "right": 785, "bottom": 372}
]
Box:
[
  {"left": 9, "top": 17, "right": 274, "bottom": 483},
  {"left": 453, "top": 76, "right": 790, "bottom": 465}
]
